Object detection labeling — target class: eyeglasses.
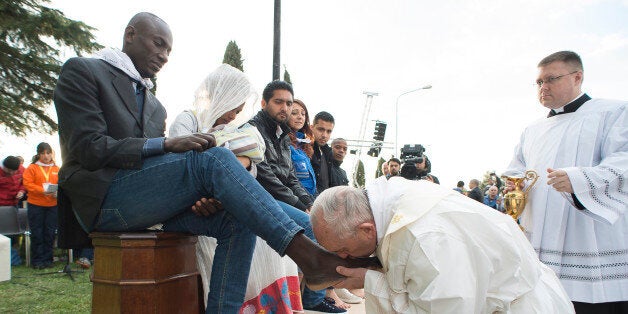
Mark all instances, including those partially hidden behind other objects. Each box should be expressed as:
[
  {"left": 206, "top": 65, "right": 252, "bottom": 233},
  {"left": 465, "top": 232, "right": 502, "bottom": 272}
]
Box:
[{"left": 534, "top": 71, "right": 579, "bottom": 88}]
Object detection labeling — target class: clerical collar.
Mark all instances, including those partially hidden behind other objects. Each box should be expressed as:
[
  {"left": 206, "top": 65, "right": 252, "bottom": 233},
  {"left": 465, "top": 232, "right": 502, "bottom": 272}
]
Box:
[{"left": 548, "top": 93, "right": 591, "bottom": 117}]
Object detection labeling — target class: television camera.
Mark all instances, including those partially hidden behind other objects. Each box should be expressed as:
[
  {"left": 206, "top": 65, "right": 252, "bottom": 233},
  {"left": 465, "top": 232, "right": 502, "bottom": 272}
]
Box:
[{"left": 399, "top": 144, "right": 425, "bottom": 165}]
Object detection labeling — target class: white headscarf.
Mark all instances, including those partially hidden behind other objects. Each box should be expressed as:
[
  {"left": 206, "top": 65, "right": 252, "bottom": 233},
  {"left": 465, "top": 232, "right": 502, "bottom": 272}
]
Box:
[
  {"left": 94, "top": 47, "right": 154, "bottom": 89},
  {"left": 193, "top": 64, "right": 257, "bottom": 132}
]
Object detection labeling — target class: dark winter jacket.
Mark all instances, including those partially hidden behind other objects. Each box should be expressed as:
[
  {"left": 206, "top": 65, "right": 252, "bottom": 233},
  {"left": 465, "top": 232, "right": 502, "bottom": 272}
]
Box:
[
  {"left": 468, "top": 187, "right": 484, "bottom": 203},
  {"left": 330, "top": 159, "right": 349, "bottom": 187},
  {"left": 311, "top": 142, "right": 334, "bottom": 193},
  {"left": 248, "top": 110, "right": 314, "bottom": 210}
]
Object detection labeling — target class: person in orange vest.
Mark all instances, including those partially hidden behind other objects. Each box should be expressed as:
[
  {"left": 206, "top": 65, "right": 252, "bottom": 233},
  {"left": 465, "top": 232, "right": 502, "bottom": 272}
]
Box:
[{"left": 22, "top": 142, "right": 59, "bottom": 269}]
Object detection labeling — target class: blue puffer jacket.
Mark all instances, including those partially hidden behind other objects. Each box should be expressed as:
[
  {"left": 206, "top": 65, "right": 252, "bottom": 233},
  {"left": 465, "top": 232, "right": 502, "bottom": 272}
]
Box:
[{"left": 290, "top": 132, "right": 317, "bottom": 196}]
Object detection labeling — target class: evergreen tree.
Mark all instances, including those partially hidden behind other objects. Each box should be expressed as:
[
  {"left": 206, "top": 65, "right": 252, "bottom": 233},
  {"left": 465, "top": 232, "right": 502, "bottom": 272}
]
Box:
[
  {"left": 1, "top": 0, "right": 102, "bottom": 136},
  {"left": 222, "top": 40, "right": 244, "bottom": 71},
  {"left": 375, "top": 157, "right": 385, "bottom": 178},
  {"left": 353, "top": 160, "right": 365, "bottom": 188},
  {"left": 480, "top": 170, "right": 492, "bottom": 191},
  {"left": 283, "top": 65, "right": 292, "bottom": 85}
]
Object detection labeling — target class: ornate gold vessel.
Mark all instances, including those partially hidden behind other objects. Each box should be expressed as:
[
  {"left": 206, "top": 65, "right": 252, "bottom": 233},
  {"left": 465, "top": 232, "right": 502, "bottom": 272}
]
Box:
[{"left": 502, "top": 170, "right": 539, "bottom": 225}]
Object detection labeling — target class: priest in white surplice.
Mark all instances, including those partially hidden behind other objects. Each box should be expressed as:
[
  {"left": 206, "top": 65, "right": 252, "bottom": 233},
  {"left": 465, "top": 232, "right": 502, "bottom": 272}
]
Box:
[
  {"left": 310, "top": 180, "right": 574, "bottom": 313},
  {"left": 505, "top": 51, "right": 628, "bottom": 313}
]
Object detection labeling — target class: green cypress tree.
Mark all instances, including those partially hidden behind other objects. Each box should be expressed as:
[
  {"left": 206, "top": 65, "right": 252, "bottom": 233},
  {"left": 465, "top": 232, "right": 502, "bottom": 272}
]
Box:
[
  {"left": 480, "top": 170, "right": 492, "bottom": 191},
  {"left": 283, "top": 66, "right": 292, "bottom": 85},
  {"left": 375, "top": 157, "right": 385, "bottom": 178},
  {"left": 353, "top": 160, "right": 365, "bottom": 188},
  {"left": 0, "top": 0, "right": 102, "bottom": 136},
  {"left": 222, "top": 40, "right": 244, "bottom": 71}
]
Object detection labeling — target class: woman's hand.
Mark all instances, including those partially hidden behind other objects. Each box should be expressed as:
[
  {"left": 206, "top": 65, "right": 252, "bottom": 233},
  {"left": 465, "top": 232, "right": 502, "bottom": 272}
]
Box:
[{"left": 236, "top": 156, "right": 252, "bottom": 170}]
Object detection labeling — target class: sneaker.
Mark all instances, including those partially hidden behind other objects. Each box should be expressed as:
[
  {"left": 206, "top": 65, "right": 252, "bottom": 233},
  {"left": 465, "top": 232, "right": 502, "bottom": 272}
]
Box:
[
  {"left": 76, "top": 257, "right": 91, "bottom": 269},
  {"left": 335, "top": 288, "right": 363, "bottom": 304},
  {"left": 304, "top": 298, "right": 347, "bottom": 313}
]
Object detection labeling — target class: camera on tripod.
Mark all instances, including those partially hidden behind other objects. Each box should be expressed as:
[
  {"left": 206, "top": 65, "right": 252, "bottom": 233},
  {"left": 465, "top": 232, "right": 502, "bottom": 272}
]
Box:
[{"left": 399, "top": 144, "right": 425, "bottom": 165}]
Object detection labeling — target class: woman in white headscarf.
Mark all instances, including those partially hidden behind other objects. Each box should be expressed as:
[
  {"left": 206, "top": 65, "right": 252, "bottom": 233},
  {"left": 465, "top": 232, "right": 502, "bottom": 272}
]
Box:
[
  {"left": 169, "top": 64, "right": 303, "bottom": 313},
  {"left": 170, "top": 64, "right": 264, "bottom": 172}
]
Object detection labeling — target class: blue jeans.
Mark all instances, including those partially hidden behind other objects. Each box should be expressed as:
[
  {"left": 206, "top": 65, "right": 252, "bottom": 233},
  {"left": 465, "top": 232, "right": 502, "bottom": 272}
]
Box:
[
  {"left": 275, "top": 202, "right": 326, "bottom": 307},
  {"left": 27, "top": 203, "right": 57, "bottom": 266},
  {"left": 95, "top": 148, "right": 304, "bottom": 313}
]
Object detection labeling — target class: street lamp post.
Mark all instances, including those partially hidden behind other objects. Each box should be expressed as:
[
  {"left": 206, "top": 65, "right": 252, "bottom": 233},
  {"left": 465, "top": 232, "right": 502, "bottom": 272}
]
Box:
[{"left": 395, "top": 85, "right": 432, "bottom": 155}]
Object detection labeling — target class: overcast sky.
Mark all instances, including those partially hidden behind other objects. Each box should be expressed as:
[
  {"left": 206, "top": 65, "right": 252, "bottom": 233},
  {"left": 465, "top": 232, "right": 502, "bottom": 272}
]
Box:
[{"left": 2, "top": 0, "right": 628, "bottom": 188}]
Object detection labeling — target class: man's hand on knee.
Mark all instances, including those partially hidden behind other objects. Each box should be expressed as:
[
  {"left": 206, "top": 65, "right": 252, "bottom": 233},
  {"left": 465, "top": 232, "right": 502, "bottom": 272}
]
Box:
[
  {"left": 164, "top": 134, "right": 216, "bottom": 153},
  {"left": 191, "top": 198, "right": 224, "bottom": 216}
]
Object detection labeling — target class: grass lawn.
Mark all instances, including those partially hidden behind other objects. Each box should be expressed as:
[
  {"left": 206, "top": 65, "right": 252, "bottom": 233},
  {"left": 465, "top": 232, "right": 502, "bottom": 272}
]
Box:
[{"left": 0, "top": 252, "right": 92, "bottom": 313}]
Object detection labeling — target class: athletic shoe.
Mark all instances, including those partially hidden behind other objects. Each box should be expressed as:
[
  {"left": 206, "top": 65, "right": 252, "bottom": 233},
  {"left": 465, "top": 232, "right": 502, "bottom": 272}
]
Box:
[{"left": 304, "top": 298, "right": 347, "bottom": 313}]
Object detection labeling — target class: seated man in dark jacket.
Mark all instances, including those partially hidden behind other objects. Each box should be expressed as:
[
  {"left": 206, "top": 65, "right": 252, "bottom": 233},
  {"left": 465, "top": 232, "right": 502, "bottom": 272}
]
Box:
[
  {"left": 248, "top": 81, "right": 314, "bottom": 211},
  {"left": 310, "top": 111, "right": 336, "bottom": 194},
  {"left": 248, "top": 82, "right": 347, "bottom": 312},
  {"left": 330, "top": 138, "right": 349, "bottom": 187}
]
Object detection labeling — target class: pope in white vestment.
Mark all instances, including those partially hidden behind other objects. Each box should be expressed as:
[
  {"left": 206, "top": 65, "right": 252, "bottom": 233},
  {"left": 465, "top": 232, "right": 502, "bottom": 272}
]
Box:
[
  {"left": 506, "top": 96, "right": 628, "bottom": 303},
  {"left": 310, "top": 179, "right": 574, "bottom": 313}
]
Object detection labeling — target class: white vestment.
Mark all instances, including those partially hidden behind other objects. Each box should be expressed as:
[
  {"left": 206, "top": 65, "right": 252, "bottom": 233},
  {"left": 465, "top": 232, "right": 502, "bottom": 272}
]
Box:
[
  {"left": 506, "top": 98, "right": 628, "bottom": 303},
  {"left": 363, "top": 178, "right": 574, "bottom": 313}
]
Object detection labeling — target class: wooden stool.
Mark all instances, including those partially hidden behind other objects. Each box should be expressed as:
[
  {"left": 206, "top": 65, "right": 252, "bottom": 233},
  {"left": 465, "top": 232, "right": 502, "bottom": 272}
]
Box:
[{"left": 90, "top": 232, "right": 203, "bottom": 314}]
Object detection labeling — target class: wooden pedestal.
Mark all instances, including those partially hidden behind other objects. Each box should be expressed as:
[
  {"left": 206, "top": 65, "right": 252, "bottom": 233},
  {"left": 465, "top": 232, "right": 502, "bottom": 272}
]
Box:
[{"left": 90, "top": 232, "right": 203, "bottom": 314}]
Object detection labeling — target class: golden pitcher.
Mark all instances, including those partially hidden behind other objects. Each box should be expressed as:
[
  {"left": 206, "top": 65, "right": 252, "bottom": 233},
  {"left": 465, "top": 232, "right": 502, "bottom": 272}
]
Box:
[{"left": 502, "top": 170, "right": 539, "bottom": 225}]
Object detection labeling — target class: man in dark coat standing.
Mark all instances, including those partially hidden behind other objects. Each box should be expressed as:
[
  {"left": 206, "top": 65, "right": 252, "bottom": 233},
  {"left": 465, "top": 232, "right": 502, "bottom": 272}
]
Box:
[{"left": 467, "top": 179, "right": 484, "bottom": 203}]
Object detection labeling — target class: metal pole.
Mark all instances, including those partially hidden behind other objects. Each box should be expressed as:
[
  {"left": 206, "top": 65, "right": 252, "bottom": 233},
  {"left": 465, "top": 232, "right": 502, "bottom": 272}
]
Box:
[
  {"left": 395, "top": 85, "right": 432, "bottom": 155},
  {"left": 352, "top": 91, "right": 378, "bottom": 186},
  {"left": 272, "top": 0, "right": 281, "bottom": 80}
]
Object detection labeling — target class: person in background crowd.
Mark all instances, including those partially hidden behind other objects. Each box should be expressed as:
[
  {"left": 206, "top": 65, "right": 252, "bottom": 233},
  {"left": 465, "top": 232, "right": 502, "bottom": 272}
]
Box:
[
  {"left": 310, "top": 111, "right": 335, "bottom": 194},
  {"left": 22, "top": 142, "right": 59, "bottom": 269},
  {"left": 287, "top": 99, "right": 317, "bottom": 197},
  {"left": 490, "top": 172, "right": 503, "bottom": 190},
  {"left": 399, "top": 161, "right": 419, "bottom": 181},
  {"left": 415, "top": 154, "right": 439, "bottom": 184},
  {"left": 1, "top": 156, "right": 26, "bottom": 266},
  {"left": 387, "top": 158, "right": 401, "bottom": 178},
  {"left": 381, "top": 161, "right": 389, "bottom": 178},
  {"left": 504, "top": 50, "right": 628, "bottom": 313},
  {"left": 329, "top": 138, "right": 349, "bottom": 187},
  {"left": 423, "top": 174, "right": 439, "bottom": 184},
  {"left": 453, "top": 180, "right": 465, "bottom": 194},
  {"left": 467, "top": 179, "right": 483, "bottom": 203},
  {"left": 0, "top": 156, "right": 25, "bottom": 207},
  {"left": 15, "top": 156, "right": 27, "bottom": 208},
  {"left": 483, "top": 185, "right": 503, "bottom": 212}
]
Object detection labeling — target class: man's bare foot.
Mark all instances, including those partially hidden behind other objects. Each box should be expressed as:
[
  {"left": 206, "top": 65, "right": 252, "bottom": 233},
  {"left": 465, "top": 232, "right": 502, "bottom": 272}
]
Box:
[
  {"left": 285, "top": 234, "right": 382, "bottom": 290},
  {"left": 326, "top": 289, "right": 351, "bottom": 309}
]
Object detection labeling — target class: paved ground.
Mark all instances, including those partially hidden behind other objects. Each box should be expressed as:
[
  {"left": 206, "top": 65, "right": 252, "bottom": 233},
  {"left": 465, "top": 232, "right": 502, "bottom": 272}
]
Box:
[{"left": 346, "top": 301, "right": 366, "bottom": 313}]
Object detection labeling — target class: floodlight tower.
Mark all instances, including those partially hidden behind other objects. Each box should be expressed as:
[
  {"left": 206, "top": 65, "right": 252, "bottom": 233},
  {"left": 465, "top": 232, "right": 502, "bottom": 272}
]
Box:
[{"left": 351, "top": 91, "right": 378, "bottom": 187}]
